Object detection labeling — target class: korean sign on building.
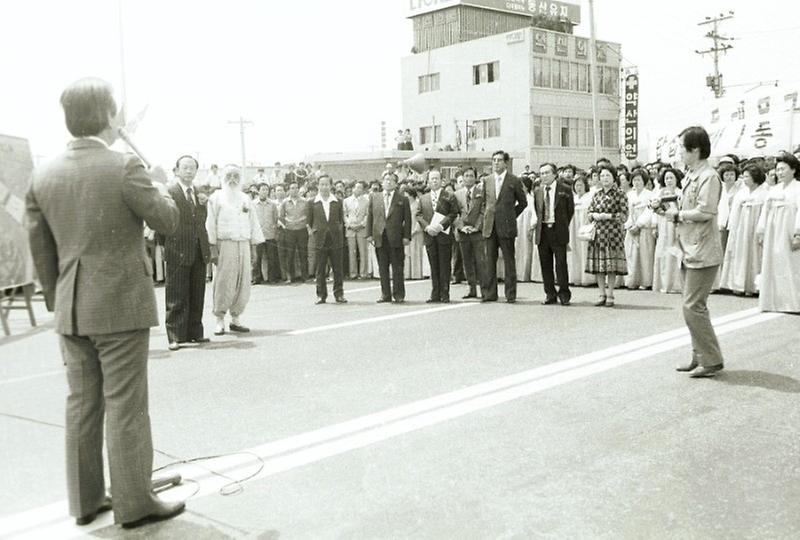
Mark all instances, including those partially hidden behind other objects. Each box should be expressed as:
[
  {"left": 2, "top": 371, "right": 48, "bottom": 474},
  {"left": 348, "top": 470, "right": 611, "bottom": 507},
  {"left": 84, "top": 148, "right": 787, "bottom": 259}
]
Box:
[
  {"left": 624, "top": 74, "right": 639, "bottom": 160},
  {"left": 408, "top": 0, "right": 581, "bottom": 24}
]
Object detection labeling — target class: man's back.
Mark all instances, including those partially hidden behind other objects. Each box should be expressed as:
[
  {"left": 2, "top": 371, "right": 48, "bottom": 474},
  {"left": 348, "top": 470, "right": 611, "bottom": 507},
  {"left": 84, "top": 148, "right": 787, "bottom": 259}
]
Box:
[{"left": 27, "top": 139, "right": 178, "bottom": 335}]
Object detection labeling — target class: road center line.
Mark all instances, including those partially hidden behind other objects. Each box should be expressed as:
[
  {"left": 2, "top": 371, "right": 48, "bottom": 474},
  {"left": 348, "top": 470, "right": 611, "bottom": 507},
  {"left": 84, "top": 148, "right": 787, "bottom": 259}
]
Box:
[{"left": 1, "top": 308, "right": 778, "bottom": 539}]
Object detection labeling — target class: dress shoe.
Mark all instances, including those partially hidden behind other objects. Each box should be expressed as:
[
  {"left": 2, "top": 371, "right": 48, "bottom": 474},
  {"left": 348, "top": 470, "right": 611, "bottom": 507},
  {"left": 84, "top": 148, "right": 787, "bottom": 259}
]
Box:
[
  {"left": 675, "top": 359, "right": 698, "bottom": 372},
  {"left": 213, "top": 322, "right": 225, "bottom": 335},
  {"left": 190, "top": 337, "right": 210, "bottom": 344},
  {"left": 481, "top": 296, "right": 498, "bottom": 303},
  {"left": 605, "top": 296, "right": 615, "bottom": 307},
  {"left": 690, "top": 364, "right": 724, "bottom": 378},
  {"left": 315, "top": 297, "right": 326, "bottom": 304},
  {"left": 541, "top": 297, "right": 557, "bottom": 305},
  {"left": 462, "top": 292, "right": 477, "bottom": 299},
  {"left": 335, "top": 296, "right": 348, "bottom": 304},
  {"left": 506, "top": 298, "right": 517, "bottom": 304},
  {"left": 594, "top": 295, "right": 607, "bottom": 307},
  {"left": 76, "top": 496, "right": 112, "bottom": 526},
  {"left": 168, "top": 342, "right": 180, "bottom": 351},
  {"left": 426, "top": 298, "right": 439, "bottom": 304},
  {"left": 559, "top": 297, "right": 571, "bottom": 306},
  {"left": 121, "top": 500, "right": 185, "bottom": 529},
  {"left": 392, "top": 298, "right": 405, "bottom": 304},
  {"left": 229, "top": 323, "right": 250, "bottom": 333},
  {"left": 440, "top": 298, "right": 450, "bottom": 303},
  {"left": 376, "top": 297, "right": 391, "bottom": 303}
]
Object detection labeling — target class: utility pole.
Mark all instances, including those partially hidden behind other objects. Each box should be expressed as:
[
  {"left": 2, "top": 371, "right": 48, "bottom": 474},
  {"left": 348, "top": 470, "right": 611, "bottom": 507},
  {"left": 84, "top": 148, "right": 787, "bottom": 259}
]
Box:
[
  {"left": 227, "top": 116, "right": 253, "bottom": 181},
  {"left": 587, "top": 0, "right": 601, "bottom": 162},
  {"left": 695, "top": 11, "right": 734, "bottom": 99}
]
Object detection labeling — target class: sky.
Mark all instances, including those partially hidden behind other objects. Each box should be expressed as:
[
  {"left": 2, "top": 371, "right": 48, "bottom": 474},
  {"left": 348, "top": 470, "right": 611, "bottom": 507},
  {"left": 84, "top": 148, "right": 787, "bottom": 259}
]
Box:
[{"left": 1, "top": 0, "right": 799, "bottom": 167}]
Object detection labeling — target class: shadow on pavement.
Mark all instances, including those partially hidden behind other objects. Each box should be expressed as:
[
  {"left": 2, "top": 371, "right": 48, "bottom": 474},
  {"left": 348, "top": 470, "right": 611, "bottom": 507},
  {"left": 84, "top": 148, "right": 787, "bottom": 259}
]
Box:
[
  {"left": 89, "top": 517, "right": 242, "bottom": 539},
  {"left": 195, "top": 341, "right": 257, "bottom": 351},
  {"left": 718, "top": 370, "right": 800, "bottom": 393},
  {"left": 239, "top": 329, "right": 291, "bottom": 338},
  {"left": 607, "top": 304, "right": 672, "bottom": 311}
]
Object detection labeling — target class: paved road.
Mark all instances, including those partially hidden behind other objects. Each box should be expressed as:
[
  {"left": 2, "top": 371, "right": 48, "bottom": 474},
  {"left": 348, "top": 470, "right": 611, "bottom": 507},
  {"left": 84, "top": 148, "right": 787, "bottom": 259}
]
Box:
[{"left": 1, "top": 280, "right": 799, "bottom": 539}]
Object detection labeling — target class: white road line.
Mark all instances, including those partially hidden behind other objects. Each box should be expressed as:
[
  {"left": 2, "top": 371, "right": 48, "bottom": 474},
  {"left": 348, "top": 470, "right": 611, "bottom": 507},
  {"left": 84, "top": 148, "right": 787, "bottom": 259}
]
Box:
[
  {"left": 287, "top": 302, "right": 478, "bottom": 335},
  {"left": 0, "top": 370, "right": 64, "bottom": 387},
  {"left": 1, "top": 308, "right": 778, "bottom": 539}
]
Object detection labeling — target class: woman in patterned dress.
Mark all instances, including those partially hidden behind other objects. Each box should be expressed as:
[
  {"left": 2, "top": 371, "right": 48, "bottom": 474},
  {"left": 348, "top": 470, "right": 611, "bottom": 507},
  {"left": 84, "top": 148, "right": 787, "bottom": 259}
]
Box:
[{"left": 586, "top": 164, "right": 628, "bottom": 307}]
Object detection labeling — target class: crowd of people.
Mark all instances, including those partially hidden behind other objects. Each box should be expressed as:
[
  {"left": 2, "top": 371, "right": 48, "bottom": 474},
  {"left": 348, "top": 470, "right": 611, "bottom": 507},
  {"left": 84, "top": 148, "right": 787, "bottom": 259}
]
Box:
[{"left": 143, "top": 141, "right": 800, "bottom": 324}]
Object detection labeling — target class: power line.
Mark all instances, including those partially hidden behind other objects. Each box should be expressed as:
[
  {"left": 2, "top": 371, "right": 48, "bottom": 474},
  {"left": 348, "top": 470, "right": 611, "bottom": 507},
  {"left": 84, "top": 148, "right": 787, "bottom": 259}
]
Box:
[{"left": 695, "top": 11, "right": 735, "bottom": 98}]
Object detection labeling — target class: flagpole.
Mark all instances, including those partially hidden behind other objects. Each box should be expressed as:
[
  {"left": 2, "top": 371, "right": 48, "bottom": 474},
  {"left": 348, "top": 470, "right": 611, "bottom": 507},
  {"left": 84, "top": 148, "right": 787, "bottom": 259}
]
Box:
[
  {"left": 117, "top": 0, "right": 130, "bottom": 151},
  {"left": 588, "top": 0, "right": 601, "bottom": 162}
]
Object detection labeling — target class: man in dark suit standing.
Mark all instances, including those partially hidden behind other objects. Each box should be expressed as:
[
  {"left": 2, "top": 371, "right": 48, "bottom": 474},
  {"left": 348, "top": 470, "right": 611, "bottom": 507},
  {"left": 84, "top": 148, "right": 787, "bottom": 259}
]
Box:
[
  {"left": 454, "top": 168, "right": 487, "bottom": 299},
  {"left": 482, "top": 150, "right": 528, "bottom": 303},
  {"left": 26, "top": 77, "right": 185, "bottom": 528},
  {"left": 531, "top": 162, "right": 575, "bottom": 305},
  {"left": 366, "top": 172, "right": 412, "bottom": 303},
  {"left": 163, "top": 155, "right": 211, "bottom": 351},
  {"left": 308, "top": 175, "right": 347, "bottom": 304},
  {"left": 416, "top": 169, "right": 459, "bottom": 303}
]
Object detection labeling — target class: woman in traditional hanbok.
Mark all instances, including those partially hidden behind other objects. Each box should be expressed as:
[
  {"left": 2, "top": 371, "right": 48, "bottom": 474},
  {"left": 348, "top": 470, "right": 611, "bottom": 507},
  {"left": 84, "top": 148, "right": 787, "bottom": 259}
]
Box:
[
  {"left": 515, "top": 185, "right": 535, "bottom": 282},
  {"left": 405, "top": 188, "right": 426, "bottom": 279},
  {"left": 719, "top": 165, "right": 768, "bottom": 295},
  {"left": 623, "top": 168, "right": 656, "bottom": 289},
  {"left": 652, "top": 167, "right": 684, "bottom": 294},
  {"left": 568, "top": 175, "right": 594, "bottom": 286},
  {"left": 757, "top": 152, "right": 800, "bottom": 312}
]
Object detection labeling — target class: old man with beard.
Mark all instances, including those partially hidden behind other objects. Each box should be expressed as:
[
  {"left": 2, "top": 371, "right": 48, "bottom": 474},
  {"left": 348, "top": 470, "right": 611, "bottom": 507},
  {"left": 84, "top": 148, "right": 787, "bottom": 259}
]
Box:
[{"left": 206, "top": 165, "right": 265, "bottom": 335}]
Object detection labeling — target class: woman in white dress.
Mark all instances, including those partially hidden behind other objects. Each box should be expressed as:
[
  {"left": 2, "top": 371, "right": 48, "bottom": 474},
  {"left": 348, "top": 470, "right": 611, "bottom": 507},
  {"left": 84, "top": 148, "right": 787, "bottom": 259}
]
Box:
[
  {"left": 568, "top": 175, "right": 594, "bottom": 286},
  {"left": 719, "top": 164, "right": 768, "bottom": 295},
  {"left": 652, "top": 167, "right": 684, "bottom": 294},
  {"left": 515, "top": 183, "right": 535, "bottom": 282},
  {"left": 624, "top": 168, "right": 656, "bottom": 289},
  {"left": 757, "top": 152, "right": 800, "bottom": 313},
  {"left": 405, "top": 187, "right": 426, "bottom": 279}
]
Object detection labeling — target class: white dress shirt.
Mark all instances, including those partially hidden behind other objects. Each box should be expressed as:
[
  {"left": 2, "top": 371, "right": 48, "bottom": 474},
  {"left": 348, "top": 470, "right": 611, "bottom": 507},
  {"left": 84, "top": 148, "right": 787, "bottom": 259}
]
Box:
[
  {"left": 384, "top": 190, "right": 395, "bottom": 217},
  {"left": 542, "top": 181, "right": 556, "bottom": 223},
  {"left": 495, "top": 170, "right": 507, "bottom": 196},
  {"left": 315, "top": 192, "right": 335, "bottom": 221}
]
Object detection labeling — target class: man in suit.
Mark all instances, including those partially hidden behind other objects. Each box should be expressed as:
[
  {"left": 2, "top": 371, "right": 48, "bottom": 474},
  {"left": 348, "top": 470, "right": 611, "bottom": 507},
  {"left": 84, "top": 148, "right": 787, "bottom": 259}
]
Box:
[
  {"left": 25, "top": 77, "right": 185, "bottom": 528},
  {"left": 344, "top": 180, "right": 369, "bottom": 279},
  {"left": 163, "top": 155, "right": 211, "bottom": 351},
  {"left": 531, "top": 162, "right": 575, "bottom": 305},
  {"left": 416, "top": 169, "right": 459, "bottom": 303},
  {"left": 454, "top": 168, "right": 487, "bottom": 299},
  {"left": 366, "top": 172, "right": 412, "bottom": 303},
  {"left": 482, "top": 150, "right": 528, "bottom": 303},
  {"left": 308, "top": 175, "right": 347, "bottom": 304}
]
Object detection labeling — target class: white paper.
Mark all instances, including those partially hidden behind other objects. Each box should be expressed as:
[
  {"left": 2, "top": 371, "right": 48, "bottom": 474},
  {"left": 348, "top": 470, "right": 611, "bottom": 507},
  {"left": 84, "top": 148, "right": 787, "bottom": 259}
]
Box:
[{"left": 430, "top": 211, "right": 450, "bottom": 235}]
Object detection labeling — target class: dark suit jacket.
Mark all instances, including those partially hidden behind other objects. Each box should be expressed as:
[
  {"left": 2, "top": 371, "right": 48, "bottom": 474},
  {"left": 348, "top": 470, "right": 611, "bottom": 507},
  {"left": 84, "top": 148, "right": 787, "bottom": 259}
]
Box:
[
  {"left": 26, "top": 139, "right": 179, "bottom": 335},
  {"left": 163, "top": 182, "right": 211, "bottom": 266},
  {"left": 533, "top": 180, "right": 575, "bottom": 245},
  {"left": 482, "top": 172, "right": 527, "bottom": 239},
  {"left": 366, "top": 190, "right": 412, "bottom": 248},
  {"left": 415, "top": 189, "right": 459, "bottom": 246},
  {"left": 307, "top": 197, "right": 345, "bottom": 249},
  {"left": 454, "top": 184, "right": 485, "bottom": 232}
]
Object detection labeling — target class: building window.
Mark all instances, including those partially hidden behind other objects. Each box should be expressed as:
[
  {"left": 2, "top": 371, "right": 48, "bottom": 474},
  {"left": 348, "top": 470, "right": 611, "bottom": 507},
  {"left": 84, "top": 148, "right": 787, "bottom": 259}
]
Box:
[
  {"left": 475, "top": 118, "right": 501, "bottom": 139},
  {"left": 600, "top": 120, "right": 618, "bottom": 148},
  {"left": 551, "top": 60, "right": 561, "bottom": 90},
  {"left": 578, "top": 64, "right": 588, "bottom": 92},
  {"left": 418, "top": 73, "right": 440, "bottom": 94},
  {"left": 473, "top": 61, "right": 500, "bottom": 85},
  {"left": 579, "top": 119, "right": 594, "bottom": 147},
  {"left": 560, "top": 61, "right": 570, "bottom": 90},
  {"left": 419, "top": 125, "right": 442, "bottom": 145},
  {"left": 534, "top": 115, "right": 553, "bottom": 146},
  {"left": 570, "top": 62, "right": 579, "bottom": 91}
]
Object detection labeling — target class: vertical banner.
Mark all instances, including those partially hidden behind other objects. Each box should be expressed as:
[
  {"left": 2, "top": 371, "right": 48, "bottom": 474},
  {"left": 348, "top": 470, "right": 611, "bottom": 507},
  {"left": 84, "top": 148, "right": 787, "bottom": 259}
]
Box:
[
  {"left": 624, "top": 74, "right": 639, "bottom": 160},
  {"left": 555, "top": 34, "right": 568, "bottom": 56},
  {"left": 0, "top": 135, "right": 35, "bottom": 289},
  {"left": 575, "top": 37, "right": 588, "bottom": 59},
  {"left": 533, "top": 30, "right": 548, "bottom": 53}
]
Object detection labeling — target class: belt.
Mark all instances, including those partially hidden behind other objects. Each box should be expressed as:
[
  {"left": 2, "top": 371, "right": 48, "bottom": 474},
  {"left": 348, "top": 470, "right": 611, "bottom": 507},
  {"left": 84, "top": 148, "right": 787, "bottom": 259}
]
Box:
[{"left": 544, "top": 223, "right": 555, "bottom": 228}]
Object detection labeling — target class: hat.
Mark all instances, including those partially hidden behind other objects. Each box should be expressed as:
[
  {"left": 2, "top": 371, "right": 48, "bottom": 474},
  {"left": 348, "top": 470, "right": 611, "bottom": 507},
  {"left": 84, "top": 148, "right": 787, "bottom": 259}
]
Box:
[{"left": 717, "top": 155, "right": 735, "bottom": 165}]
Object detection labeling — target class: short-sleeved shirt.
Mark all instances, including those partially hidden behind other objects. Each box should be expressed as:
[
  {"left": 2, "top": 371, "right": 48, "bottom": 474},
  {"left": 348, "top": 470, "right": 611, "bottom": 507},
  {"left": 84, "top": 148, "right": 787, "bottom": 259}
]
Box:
[{"left": 677, "top": 160, "right": 723, "bottom": 268}]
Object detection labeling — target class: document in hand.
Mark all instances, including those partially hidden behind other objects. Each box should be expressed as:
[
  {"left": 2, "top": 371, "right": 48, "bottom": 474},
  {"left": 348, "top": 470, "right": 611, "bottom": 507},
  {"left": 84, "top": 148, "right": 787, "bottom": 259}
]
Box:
[{"left": 430, "top": 211, "right": 451, "bottom": 235}]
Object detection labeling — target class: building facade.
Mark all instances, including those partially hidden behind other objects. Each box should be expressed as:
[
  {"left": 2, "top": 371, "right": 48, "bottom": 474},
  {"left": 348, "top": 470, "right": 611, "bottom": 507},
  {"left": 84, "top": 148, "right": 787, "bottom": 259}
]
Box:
[{"left": 402, "top": 1, "right": 622, "bottom": 170}]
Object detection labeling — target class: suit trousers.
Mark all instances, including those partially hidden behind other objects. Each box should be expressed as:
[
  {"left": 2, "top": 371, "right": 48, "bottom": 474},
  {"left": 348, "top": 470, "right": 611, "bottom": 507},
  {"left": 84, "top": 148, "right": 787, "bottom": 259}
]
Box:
[
  {"left": 284, "top": 228, "right": 309, "bottom": 281},
  {"left": 426, "top": 239, "right": 453, "bottom": 301},
  {"left": 277, "top": 230, "right": 290, "bottom": 280},
  {"left": 460, "top": 232, "right": 486, "bottom": 295},
  {"left": 61, "top": 329, "right": 158, "bottom": 524},
  {"left": 347, "top": 233, "right": 368, "bottom": 278},
  {"left": 316, "top": 235, "right": 344, "bottom": 299},
  {"left": 376, "top": 231, "right": 406, "bottom": 301},
  {"left": 681, "top": 265, "right": 724, "bottom": 367},
  {"left": 485, "top": 230, "right": 517, "bottom": 301},
  {"left": 165, "top": 244, "right": 207, "bottom": 343},
  {"left": 252, "top": 240, "right": 281, "bottom": 283},
  {"left": 452, "top": 241, "right": 465, "bottom": 282},
  {"left": 538, "top": 225, "right": 571, "bottom": 301}
]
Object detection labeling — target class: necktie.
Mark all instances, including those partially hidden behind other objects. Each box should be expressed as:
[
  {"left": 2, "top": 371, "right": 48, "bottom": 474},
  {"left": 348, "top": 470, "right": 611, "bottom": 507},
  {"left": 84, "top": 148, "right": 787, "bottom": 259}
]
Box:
[
  {"left": 545, "top": 186, "right": 551, "bottom": 222},
  {"left": 186, "top": 187, "right": 195, "bottom": 207},
  {"left": 432, "top": 190, "right": 438, "bottom": 209},
  {"left": 466, "top": 187, "right": 472, "bottom": 209},
  {"left": 384, "top": 192, "right": 391, "bottom": 216}
]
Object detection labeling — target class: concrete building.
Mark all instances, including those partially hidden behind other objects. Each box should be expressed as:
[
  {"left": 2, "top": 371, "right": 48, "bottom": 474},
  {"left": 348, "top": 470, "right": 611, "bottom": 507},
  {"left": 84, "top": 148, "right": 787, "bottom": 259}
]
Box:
[{"left": 402, "top": 0, "right": 622, "bottom": 170}]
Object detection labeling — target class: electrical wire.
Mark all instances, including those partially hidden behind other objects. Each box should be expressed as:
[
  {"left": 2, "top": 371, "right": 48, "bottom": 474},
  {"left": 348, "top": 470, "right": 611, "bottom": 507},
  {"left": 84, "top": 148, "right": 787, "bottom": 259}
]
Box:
[{"left": 0, "top": 410, "right": 266, "bottom": 498}]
